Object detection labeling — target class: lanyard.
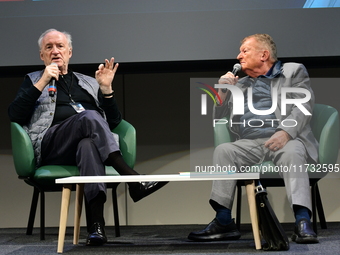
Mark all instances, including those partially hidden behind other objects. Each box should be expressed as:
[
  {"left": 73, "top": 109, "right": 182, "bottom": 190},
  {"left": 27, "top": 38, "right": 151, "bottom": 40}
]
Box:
[{"left": 58, "top": 73, "right": 75, "bottom": 103}]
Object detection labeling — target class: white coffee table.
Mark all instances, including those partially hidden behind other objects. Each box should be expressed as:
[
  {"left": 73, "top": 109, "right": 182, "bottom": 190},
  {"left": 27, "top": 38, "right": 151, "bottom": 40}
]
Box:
[{"left": 55, "top": 173, "right": 261, "bottom": 253}]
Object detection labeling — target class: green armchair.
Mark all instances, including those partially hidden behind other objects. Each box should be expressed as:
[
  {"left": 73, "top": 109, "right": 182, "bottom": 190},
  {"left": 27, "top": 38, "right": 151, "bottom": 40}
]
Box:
[
  {"left": 11, "top": 119, "right": 136, "bottom": 240},
  {"left": 214, "top": 104, "right": 339, "bottom": 233}
]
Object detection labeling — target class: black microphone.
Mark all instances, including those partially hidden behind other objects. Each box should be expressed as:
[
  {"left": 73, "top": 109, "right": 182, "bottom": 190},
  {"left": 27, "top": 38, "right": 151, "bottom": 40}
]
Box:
[
  {"left": 48, "top": 63, "right": 57, "bottom": 97},
  {"left": 221, "top": 63, "right": 242, "bottom": 93},
  {"left": 48, "top": 78, "right": 56, "bottom": 97}
]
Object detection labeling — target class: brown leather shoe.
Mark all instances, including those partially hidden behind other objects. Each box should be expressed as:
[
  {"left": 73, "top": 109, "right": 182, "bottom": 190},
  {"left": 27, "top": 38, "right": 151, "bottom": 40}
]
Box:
[{"left": 291, "top": 218, "right": 319, "bottom": 244}]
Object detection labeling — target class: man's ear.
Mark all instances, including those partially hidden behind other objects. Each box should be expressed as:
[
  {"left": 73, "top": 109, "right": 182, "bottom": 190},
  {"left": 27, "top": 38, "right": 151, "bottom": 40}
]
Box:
[{"left": 261, "top": 50, "right": 270, "bottom": 62}]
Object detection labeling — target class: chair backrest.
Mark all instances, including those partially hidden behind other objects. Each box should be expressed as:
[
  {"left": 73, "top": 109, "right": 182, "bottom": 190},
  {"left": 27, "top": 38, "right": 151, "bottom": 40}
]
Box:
[
  {"left": 214, "top": 103, "right": 340, "bottom": 164},
  {"left": 112, "top": 119, "right": 136, "bottom": 168},
  {"left": 310, "top": 104, "right": 339, "bottom": 165},
  {"left": 11, "top": 122, "right": 36, "bottom": 177},
  {"left": 214, "top": 118, "right": 235, "bottom": 147},
  {"left": 11, "top": 119, "right": 137, "bottom": 177}
]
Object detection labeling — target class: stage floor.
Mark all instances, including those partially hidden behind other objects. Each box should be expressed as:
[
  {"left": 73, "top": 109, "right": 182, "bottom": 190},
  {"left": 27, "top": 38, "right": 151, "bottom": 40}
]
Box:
[{"left": 1, "top": 222, "right": 339, "bottom": 254}]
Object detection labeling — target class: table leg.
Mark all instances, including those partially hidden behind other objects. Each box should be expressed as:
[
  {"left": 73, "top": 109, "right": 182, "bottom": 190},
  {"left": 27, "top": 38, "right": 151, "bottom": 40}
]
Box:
[
  {"left": 245, "top": 180, "right": 262, "bottom": 250},
  {"left": 57, "top": 185, "right": 72, "bottom": 253},
  {"left": 74, "top": 184, "right": 84, "bottom": 245}
]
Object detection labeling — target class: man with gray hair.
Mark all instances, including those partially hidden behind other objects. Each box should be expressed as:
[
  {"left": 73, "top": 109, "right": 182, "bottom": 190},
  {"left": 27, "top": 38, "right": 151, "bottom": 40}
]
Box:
[
  {"left": 188, "top": 34, "right": 319, "bottom": 244},
  {"left": 9, "top": 28, "right": 167, "bottom": 246}
]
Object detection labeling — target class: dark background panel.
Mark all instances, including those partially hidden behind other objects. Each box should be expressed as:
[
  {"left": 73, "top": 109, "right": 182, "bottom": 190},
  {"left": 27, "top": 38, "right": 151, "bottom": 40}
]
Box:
[{"left": 1, "top": 57, "right": 340, "bottom": 159}]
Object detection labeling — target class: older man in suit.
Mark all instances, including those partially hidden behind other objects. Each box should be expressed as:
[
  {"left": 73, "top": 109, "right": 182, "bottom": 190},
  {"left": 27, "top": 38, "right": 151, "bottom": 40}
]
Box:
[{"left": 188, "top": 34, "right": 319, "bottom": 244}]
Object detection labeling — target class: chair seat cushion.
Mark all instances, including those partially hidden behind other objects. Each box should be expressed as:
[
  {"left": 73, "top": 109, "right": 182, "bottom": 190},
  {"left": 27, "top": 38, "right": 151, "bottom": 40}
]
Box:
[{"left": 33, "top": 165, "right": 120, "bottom": 187}]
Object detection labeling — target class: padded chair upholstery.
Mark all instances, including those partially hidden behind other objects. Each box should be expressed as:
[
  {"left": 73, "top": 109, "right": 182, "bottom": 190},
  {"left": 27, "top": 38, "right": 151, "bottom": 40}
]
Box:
[
  {"left": 214, "top": 104, "right": 339, "bottom": 233},
  {"left": 11, "top": 119, "right": 136, "bottom": 240}
]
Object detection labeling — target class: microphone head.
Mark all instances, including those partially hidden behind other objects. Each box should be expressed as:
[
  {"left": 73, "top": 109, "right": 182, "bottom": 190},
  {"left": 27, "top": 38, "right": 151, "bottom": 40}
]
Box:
[{"left": 233, "top": 63, "right": 242, "bottom": 72}]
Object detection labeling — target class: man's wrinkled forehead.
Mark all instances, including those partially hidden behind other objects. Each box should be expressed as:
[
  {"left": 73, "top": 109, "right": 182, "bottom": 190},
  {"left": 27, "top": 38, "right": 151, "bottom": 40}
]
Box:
[
  {"left": 240, "top": 38, "right": 261, "bottom": 50},
  {"left": 42, "top": 31, "right": 68, "bottom": 46}
]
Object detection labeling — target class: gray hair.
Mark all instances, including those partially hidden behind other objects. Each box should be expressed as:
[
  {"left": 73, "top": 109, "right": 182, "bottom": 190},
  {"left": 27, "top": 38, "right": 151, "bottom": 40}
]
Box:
[{"left": 38, "top": 28, "right": 72, "bottom": 50}]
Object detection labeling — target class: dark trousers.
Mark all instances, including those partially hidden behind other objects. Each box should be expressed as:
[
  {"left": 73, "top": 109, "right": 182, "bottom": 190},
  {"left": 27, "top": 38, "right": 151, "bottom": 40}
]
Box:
[{"left": 41, "top": 110, "right": 120, "bottom": 202}]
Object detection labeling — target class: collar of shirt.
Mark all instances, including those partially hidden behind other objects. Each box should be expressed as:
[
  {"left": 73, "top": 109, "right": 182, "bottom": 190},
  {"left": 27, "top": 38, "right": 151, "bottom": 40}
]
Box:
[{"left": 261, "top": 60, "right": 282, "bottom": 79}]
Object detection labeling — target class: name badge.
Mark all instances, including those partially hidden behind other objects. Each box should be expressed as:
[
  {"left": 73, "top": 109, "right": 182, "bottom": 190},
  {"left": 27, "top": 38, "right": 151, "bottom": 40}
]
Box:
[{"left": 70, "top": 102, "right": 85, "bottom": 113}]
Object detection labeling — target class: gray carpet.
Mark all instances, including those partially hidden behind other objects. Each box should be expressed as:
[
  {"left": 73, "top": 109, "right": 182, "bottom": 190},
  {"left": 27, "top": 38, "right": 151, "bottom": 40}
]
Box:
[{"left": 0, "top": 223, "right": 339, "bottom": 254}]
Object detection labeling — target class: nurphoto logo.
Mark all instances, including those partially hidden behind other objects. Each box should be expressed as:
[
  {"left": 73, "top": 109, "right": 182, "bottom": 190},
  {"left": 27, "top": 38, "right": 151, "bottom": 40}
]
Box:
[{"left": 198, "top": 82, "right": 312, "bottom": 128}]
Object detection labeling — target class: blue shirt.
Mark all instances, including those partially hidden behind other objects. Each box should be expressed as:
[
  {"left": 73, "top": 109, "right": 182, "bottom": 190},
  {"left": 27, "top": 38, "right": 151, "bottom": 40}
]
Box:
[{"left": 238, "top": 61, "right": 282, "bottom": 139}]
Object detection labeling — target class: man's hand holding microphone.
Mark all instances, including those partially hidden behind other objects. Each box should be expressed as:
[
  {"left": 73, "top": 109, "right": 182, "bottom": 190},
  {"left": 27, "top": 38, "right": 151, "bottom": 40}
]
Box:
[
  {"left": 34, "top": 62, "right": 59, "bottom": 93},
  {"left": 217, "top": 63, "right": 241, "bottom": 104}
]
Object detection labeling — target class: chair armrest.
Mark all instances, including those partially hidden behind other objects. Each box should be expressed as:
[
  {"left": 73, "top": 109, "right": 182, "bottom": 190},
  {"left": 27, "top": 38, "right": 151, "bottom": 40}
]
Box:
[{"left": 10, "top": 122, "right": 36, "bottom": 177}]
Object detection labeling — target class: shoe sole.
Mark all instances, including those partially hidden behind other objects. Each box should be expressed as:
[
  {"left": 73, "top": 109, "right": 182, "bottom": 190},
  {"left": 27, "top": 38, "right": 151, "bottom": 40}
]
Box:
[
  {"left": 291, "top": 234, "right": 319, "bottom": 244},
  {"left": 86, "top": 237, "right": 107, "bottom": 246},
  {"left": 188, "top": 232, "right": 241, "bottom": 242}
]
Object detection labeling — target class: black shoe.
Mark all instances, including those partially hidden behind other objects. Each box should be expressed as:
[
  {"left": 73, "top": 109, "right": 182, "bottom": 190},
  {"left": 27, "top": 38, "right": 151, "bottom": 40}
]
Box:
[
  {"left": 129, "top": 181, "right": 168, "bottom": 202},
  {"left": 86, "top": 222, "right": 107, "bottom": 246},
  {"left": 291, "top": 218, "right": 319, "bottom": 244},
  {"left": 188, "top": 218, "right": 241, "bottom": 241}
]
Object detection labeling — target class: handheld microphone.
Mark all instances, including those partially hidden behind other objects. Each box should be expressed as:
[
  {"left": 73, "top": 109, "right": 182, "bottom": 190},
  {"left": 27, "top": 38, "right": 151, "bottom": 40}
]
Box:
[
  {"left": 48, "top": 63, "right": 57, "bottom": 97},
  {"left": 221, "top": 63, "right": 242, "bottom": 92},
  {"left": 48, "top": 78, "right": 56, "bottom": 97},
  {"left": 231, "top": 63, "right": 242, "bottom": 76}
]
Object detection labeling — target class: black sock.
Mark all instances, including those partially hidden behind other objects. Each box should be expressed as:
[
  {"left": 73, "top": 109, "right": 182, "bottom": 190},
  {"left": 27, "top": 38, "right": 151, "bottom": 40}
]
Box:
[
  {"left": 88, "top": 192, "right": 106, "bottom": 228},
  {"left": 210, "top": 200, "right": 232, "bottom": 225},
  {"left": 106, "top": 151, "right": 139, "bottom": 176},
  {"left": 293, "top": 205, "right": 311, "bottom": 224}
]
